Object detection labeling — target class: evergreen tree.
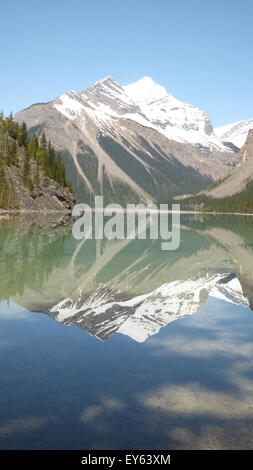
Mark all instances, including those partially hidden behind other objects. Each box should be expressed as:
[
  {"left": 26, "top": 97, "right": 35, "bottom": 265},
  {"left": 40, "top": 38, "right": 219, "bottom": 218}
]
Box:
[
  {"left": 18, "top": 122, "right": 28, "bottom": 147},
  {"left": 23, "top": 152, "right": 32, "bottom": 189},
  {"left": 8, "top": 141, "right": 18, "bottom": 166},
  {"left": 41, "top": 132, "right": 47, "bottom": 150}
]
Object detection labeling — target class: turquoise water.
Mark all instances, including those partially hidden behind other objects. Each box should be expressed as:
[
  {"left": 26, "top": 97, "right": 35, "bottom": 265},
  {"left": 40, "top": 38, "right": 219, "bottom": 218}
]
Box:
[{"left": 0, "top": 214, "right": 253, "bottom": 449}]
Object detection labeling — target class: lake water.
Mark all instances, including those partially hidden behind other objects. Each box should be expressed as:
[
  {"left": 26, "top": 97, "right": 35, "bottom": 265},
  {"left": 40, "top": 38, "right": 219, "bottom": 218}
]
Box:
[{"left": 1, "top": 214, "right": 253, "bottom": 449}]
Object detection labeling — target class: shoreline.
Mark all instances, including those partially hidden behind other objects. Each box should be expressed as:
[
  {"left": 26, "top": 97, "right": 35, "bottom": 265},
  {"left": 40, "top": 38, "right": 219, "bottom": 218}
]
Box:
[
  {"left": 1, "top": 208, "right": 253, "bottom": 217},
  {"left": 0, "top": 209, "right": 72, "bottom": 214}
]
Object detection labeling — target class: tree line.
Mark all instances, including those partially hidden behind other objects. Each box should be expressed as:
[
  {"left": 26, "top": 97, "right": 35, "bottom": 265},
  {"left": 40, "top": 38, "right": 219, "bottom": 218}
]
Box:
[{"left": 169, "top": 179, "right": 253, "bottom": 214}]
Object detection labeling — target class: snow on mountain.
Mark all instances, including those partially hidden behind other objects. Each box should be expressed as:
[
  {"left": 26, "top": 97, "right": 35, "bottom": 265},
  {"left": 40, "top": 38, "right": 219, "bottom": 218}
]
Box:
[
  {"left": 210, "top": 277, "right": 249, "bottom": 307},
  {"left": 118, "top": 274, "right": 249, "bottom": 342},
  {"left": 49, "top": 274, "right": 248, "bottom": 343},
  {"left": 117, "top": 275, "right": 224, "bottom": 342},
  {"left": 123, "top": 77, "right": 226, "bottom": 150},
  {"left": 53, "top": 76, "right": 228, "bottom": 151},
  {"left": 54, "top": 92, "right": 89, "bottom": 120},
  {"left": 215, "top": 119, "right": 253, "bottom": 149},
  {"left": 123, "top": 77, "right": 168, "bottom": 104}
]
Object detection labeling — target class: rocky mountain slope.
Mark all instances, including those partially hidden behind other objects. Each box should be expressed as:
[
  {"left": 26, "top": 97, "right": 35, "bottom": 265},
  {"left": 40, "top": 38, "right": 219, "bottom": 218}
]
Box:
[
  {"left": 15, "top": 77, "right": 235, "bottom": 204},
  {"left": 207, "top": 129, "right": 253, "bottom": 198},
  {"left": 215, "top": 118, "right": 253, "bottom": 149},
  {"left": 0, "top": 115, "right": 75, "bottom": 211}
]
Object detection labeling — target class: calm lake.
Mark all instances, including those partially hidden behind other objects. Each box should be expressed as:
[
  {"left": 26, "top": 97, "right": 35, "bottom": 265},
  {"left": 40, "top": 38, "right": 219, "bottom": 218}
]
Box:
[{"left": 1, "top": 213, "right": 253, "bottom": 449}]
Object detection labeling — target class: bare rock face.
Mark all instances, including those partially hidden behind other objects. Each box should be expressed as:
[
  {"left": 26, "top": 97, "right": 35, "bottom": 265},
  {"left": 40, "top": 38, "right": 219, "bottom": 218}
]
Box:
[
  {"left": 242, "top": 129, "right": 253, "bottom": 161},
  {"left": 4, "top": 164, "right": 76, "bottom": 211},
  {"left": 1, "top": 138, "right": 76, "bottom": 212}
]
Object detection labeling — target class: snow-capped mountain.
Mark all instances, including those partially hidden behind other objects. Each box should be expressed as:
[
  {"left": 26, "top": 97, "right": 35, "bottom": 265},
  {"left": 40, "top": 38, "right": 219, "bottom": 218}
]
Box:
[
  {"left": 15, "top": 77, "right": 235, "bottom": 204},
  {"left": 49, "top": 273, "right": 249, "bottom": 343},
  {"left": 215, "top": 118, "right": 253, "bottom": 149},
  {"left": 55, "top": 76, "right": 227, "bottom": 150}
]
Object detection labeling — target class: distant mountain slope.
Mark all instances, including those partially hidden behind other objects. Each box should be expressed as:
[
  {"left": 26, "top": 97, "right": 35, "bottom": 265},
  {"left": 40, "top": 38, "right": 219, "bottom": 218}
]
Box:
[
  {"left": 207, "top": 129, "right": 253, "bottom": 198},
  {"left": 15, "top": 77, "right": 235, "bottom": 204},
  {"left": 171, "top": 129, "right": 253, "bottom": 213},
  {"left": 215, "top": 118, "right": 253, "bottom": 149}
]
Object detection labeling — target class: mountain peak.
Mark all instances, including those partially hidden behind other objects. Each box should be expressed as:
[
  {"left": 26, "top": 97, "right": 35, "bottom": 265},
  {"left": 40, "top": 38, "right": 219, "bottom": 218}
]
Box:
[
  {"left": 123, "top": 77, "right": 168, "bottom": 104},
  {"left": 80, "top": 76, "right": 123, "bottom": 98},
  {"left": 133, "top": 76, "right": 159, "bottom": 86},
  {"left": 94, "top": 76, "right": 119, "bottom": 87}
]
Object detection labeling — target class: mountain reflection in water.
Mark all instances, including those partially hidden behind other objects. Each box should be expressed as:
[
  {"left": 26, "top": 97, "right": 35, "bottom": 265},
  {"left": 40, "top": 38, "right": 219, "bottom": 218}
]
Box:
[{"left": 0, "top": 214, "right": 253, "bottom": 342}]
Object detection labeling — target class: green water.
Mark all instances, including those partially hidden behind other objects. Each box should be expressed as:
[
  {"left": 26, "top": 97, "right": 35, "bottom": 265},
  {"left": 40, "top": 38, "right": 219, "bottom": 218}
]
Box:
[{"left": 0, "top": 213, "right": 253, "bottom": 449}]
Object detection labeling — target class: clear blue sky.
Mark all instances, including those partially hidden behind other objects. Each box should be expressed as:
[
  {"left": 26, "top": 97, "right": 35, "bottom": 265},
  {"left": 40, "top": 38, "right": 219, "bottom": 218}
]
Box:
[{"left": 1, "top": 0, "right": 252, "bottom": 126}]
